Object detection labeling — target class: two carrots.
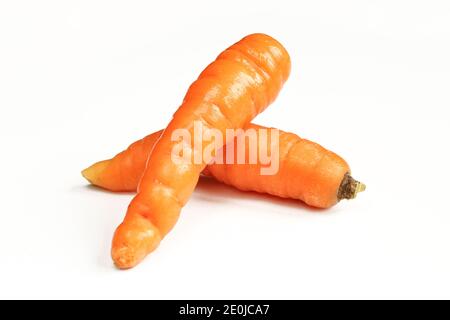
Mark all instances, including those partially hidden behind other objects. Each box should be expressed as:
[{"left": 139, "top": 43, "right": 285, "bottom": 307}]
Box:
[{"left": 83, "top": 33, "right": 365, "bottom": 269}]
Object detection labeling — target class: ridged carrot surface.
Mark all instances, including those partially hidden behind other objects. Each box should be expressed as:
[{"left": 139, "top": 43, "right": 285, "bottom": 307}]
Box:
[
  {"left": 110, "top": 34, "right": 291, "bottom": 269},
  {"left": 83, "top": 124, "right": 363, "bottom": 209}
]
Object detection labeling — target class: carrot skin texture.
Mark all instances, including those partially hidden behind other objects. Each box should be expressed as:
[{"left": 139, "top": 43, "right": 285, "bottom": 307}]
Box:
[
  {"left": 110, "top": 34, "right": 291, "bottom": 269},
  {"left": 83, "top": 124, "right": 349, "bottom": 209}
]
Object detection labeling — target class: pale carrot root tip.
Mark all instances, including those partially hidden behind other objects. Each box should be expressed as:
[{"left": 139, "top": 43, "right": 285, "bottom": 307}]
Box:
[
  {"left": 111, "top": 217, "right": 162, "bottom": 269},
  {"left": 112, "top": 247, "right": 138, "bottom": 270},
  {"left": 337, "top": 173, "right": 366, "bottom": 201},
  {"left": 112, "top": 243, "right": 147, "bottom": 269},
  {"left": 81, "top": 160, "right": 110, "bottom": 185}
]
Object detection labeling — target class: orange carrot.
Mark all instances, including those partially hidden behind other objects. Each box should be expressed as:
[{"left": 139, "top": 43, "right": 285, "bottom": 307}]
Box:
[
  {"left": 83, "top": 124, "right": 365, "bottom": 209},
  {"left": 109, "top": 34, "right": 291, "bottom": 269}
]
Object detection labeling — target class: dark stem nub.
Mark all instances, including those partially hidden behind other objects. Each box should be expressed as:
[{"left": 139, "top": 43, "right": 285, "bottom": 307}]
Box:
[{"left": 337, "top": 173, "right": 366, "bottom": 201}]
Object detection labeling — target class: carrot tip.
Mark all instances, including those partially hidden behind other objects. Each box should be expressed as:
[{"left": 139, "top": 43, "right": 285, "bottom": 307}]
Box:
[
  {"left": 112, "top": 217, "right": 162, "bottom": 269},
  {"left": 337, "top": 174, "right": 366, "bottom": 201},
  {"left": 81, "top": 160, "right": 109, "bottom": 185}
]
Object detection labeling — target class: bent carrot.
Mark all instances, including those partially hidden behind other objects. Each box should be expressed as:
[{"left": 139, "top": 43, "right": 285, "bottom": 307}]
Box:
[
  {"left": 109, "top": 34, "right": 291, "bottom": 269},
  {"left": 83, "top": 124, "right": 365, "bottom": 209}
]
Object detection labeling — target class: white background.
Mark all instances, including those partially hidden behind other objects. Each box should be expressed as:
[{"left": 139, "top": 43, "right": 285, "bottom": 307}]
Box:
[{"left": 1, "top": 0, "right": 449, "bottom": 299}]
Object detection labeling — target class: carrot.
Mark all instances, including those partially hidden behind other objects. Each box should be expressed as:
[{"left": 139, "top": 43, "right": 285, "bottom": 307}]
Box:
[
  {"left": 109, "top": 34, "right": 291, "bottom": 269},
  {"left": 83, "top": 124, "right": 365, "bottom": 209}
]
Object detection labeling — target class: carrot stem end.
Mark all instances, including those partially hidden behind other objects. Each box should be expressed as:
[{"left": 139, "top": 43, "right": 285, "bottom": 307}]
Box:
[{"left": 337, "top": 173, "right": 366, "bottom": 201}]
